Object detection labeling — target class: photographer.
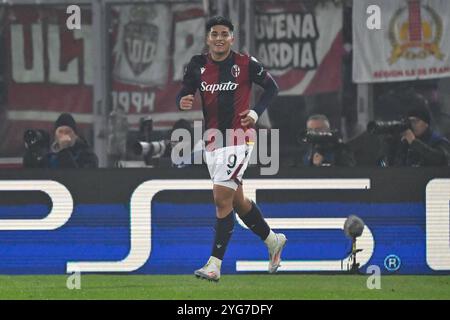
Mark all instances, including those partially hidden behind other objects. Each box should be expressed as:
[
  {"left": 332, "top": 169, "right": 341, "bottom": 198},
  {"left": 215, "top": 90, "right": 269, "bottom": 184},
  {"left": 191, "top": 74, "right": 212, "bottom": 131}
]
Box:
[
  {"left": 296, "top": 114, "right": 356, "bottom": 167},
  {"left": 24, "top": 113, "right": 98, "bottom": 168},
  {"left": 49, "top": 113, "right": 98, "bottom": 168},
  {"left": 375, "top": 104, "right": 450, "bottom": 167}
]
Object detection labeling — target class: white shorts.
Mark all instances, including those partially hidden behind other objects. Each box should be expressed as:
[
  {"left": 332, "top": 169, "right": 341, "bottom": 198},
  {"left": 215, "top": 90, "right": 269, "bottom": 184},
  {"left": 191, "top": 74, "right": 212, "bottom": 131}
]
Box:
[{"left": 205, "top": 143, "right": 254, "bottom": 191}]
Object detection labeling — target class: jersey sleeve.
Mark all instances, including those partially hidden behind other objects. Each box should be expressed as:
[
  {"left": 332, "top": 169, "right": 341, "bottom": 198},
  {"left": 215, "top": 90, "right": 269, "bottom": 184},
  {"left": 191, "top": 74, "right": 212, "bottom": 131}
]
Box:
[
  {"left": 248, "top": 56, "right": 279, "bottom": 116},
  {"left": 176, "top": 56, "right": 202, "bottom": 109},
  {"left": 249, "top": 56, "right": 268, "bottom": 86},
  {"left": 182, "top": 57, "right": 201, "bottom": 92}
]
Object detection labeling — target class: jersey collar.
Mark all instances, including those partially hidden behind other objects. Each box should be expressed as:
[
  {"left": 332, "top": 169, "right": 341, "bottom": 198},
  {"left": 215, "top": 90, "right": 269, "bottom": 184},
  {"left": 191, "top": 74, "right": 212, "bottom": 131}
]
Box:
[{"left": 207, "top": 50, "right": 234, "bottom": 64}]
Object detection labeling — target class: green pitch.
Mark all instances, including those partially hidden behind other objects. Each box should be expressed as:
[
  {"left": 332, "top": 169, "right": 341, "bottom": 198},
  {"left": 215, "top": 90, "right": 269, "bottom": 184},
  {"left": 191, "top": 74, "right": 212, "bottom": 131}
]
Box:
[{"left": 0, "top": 275, "right": 449, "bottom": 300}]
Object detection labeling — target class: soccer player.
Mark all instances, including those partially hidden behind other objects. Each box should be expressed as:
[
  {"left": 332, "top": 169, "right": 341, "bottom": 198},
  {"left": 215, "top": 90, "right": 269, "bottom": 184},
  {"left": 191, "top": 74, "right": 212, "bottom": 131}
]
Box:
[{"left": 176, "top": 16, "right": 286, "bottom": 282}]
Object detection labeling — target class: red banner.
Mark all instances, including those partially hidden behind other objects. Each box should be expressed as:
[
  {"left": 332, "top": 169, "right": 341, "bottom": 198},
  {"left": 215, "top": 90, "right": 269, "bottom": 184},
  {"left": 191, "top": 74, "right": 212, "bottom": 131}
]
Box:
[
  {"left": 1, "top": 4, "right": 206, "bottom": 156},
  {"left": 1, "top": 6, "right": 92, "bottom": 155}
]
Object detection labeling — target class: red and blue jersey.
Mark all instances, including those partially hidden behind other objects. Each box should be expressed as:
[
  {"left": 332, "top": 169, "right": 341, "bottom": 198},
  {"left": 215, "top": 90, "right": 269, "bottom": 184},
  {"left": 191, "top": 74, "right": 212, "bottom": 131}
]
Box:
[{"left": 177, "top": 50, "right": 278, "bottom": 135}]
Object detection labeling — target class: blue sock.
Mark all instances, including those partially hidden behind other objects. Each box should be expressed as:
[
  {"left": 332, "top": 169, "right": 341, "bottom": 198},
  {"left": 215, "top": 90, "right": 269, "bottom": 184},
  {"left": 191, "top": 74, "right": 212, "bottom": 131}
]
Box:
[
  {"left": 211, "top": 211, "right": 235, "bottom": 260},
  {"left": 240, "top": 201, "right": 270, "bottom": 241}
]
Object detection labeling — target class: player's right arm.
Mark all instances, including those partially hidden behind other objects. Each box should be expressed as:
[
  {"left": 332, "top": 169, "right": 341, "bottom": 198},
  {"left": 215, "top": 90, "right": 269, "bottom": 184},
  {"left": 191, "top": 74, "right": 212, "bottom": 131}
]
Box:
[
  {"left": 178, "top": 94, "right": 194, "bottom": 110},
  {"left": 176, "top": 56, "right": 202, "bottom": 111}
]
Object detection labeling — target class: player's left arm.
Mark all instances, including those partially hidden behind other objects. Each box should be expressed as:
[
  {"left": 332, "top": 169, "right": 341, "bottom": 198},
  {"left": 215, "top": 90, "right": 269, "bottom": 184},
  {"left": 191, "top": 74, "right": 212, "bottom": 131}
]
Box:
[{"left": 241, "top": 57, "right": 279, "bottom": 127}]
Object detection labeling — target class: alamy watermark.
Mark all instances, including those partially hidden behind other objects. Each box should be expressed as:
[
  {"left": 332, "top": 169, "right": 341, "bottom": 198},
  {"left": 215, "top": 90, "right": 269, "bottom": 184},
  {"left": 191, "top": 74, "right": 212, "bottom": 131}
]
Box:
[
  {"left": 66, "top": 5, "right": 81, "bottom": 30},
  {"left": 66, "top": 266, "right": 81, "bottom": 290},
  {"left": 366, "top": 5, "right": 381, "bottom": 30},
  {"left": 366, "top": 265, "right": 381, "bottom": 290},
  {"left": 170, "top": 121, "right": 280, "bottom": 176}
]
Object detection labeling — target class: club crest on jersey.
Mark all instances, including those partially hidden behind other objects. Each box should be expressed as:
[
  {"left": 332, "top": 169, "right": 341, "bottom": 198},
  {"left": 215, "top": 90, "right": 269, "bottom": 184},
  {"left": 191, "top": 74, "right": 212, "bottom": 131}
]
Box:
[{"left": 231, "top": 64, "right": 240, "bottom": 78}]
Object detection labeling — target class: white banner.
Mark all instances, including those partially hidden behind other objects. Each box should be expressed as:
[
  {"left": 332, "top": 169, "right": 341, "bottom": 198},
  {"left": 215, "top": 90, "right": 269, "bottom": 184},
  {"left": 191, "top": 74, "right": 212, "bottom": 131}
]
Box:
[
  {"left": 353, "top": 0, "right": 450, "bottom": 83},
  {"left": 255, "top": 1, "right": 343, "bottom": 95},
  {"left": 113, "top": 5, "right": 172, "bottom": 87}
]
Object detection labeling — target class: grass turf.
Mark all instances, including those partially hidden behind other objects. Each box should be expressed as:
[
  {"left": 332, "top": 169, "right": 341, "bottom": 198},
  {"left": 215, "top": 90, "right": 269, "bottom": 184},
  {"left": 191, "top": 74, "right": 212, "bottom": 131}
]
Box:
[{"left": 0, "top": 275, "right": 449, "bottom": 300}]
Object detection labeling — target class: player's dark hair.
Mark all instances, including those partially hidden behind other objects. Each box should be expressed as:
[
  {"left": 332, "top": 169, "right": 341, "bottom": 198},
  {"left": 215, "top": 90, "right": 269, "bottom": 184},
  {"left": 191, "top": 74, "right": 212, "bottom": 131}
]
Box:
[{"left": 205, "top": 16, "right": 234, "bottom": 32}]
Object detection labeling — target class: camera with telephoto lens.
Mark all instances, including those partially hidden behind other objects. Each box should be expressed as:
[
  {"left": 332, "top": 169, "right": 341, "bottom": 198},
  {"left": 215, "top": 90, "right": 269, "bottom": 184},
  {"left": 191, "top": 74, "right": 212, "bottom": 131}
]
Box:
[
  {"left": 132, "top": 117, "right": 171, "bottom": 166},
  {"left": 297, "top": 129, "right": 344, "bottom": 166},
  {"left": 132, "top": 140, "right": 168, "bottom": 159},
  {"left": 302, "top": 130, "right": 341, "bottom": 145},
  {"left": 24, "top": 129, "right": 50, "bottom": 150},
  {"left": 23, "top": 129, "right": 51, "bottom": 168},
  {"left": 367, "top": 118, "right": 411, "bottom": 135},
  {"left": 296, "top": 128, "right": 355, "bottom": 167}
]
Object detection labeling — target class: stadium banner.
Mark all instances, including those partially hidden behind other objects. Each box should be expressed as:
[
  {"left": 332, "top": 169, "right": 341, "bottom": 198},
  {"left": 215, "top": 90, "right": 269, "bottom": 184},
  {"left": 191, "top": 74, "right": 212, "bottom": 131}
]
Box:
[
  {"left": 255, "top": 1, "right": 343, "bottom": 95},
  {"left": 353, "top": 0, "right": 450, "bottom": 83},
  {"left": 1, "top": 3, "right": 343, "bottom": 156},
  {"left": 0, "top": 167, "right": 449, "bottom": 275},
  {"left": 2, "top": 5, "right": 93, "bottom": 156},
  {"left": 0, "top": 4, "right": 206, "bottom": 156},
  {"left": 110, "top": 3, "right": 205, "bottom": 129}
]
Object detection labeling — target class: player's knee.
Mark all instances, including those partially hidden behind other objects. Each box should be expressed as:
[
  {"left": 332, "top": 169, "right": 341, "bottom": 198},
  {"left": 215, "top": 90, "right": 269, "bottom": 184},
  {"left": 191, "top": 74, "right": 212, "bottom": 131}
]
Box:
[
  {"left": 214, "top": 194, "right": 232, "bottom": 210},
  {"left": 233, "top": 197, "right": 251, "bottom": 215}
]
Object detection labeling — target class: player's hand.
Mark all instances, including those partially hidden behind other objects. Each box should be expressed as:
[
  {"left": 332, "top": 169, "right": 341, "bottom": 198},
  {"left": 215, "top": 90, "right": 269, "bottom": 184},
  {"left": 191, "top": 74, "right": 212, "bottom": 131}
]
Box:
[
  {"left": 239, "top": 110, "right": 256, "bottom": 128},
  {"left": 401, "top": 129, "right": 416, "bottom": 145},
  {"left": 179, "top": 94, "right": 194, "bottom": 110}
]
